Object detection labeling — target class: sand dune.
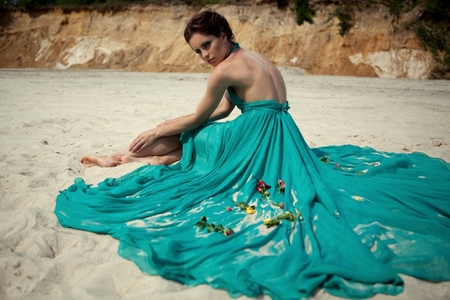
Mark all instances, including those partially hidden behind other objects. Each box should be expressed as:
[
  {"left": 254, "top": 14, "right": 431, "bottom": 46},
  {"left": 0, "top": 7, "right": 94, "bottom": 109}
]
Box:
[{"left": 0, "top": 69, "right": 449, "bottom": 299}]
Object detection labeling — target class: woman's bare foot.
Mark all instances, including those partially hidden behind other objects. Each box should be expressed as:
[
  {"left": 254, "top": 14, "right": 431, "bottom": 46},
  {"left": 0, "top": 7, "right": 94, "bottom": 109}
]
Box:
[{"left": 80, "top": 155, "right": 118, "bottom": 168}]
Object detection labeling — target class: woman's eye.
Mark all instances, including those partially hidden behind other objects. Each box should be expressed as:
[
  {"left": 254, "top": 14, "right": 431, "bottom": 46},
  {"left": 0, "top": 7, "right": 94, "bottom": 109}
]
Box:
[
  {"left": 195, "top": 50, "right": 201, "bottom": 54},
  {"left": 204, "top": 41, "right": 210, "bottom": 48}
]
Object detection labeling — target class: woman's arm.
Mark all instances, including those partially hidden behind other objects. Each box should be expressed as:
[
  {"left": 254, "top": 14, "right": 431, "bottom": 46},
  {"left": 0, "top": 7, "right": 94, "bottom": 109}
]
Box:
[
  {"left": 129, "top": 65, "right": 235, "bottom": 153},
  {"left": 158, "top": 91, "right": 234, "bottom": 127},
  {"left": 207, "top": 91, "right": 235, "bottom": 122},
  {"left": 157, "top": 114, "right": 193, "bottom": 128}
]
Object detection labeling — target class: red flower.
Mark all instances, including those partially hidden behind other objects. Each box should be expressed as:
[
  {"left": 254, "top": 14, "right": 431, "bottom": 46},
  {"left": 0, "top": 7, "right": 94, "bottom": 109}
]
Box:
[
  {"left": 258, "top": 180, "right": 271, "bottom": 189},
  {"left": 256, "top": 180, "right": 271, "bottom": 194},
  {"left": 224, "top": 228, "right": 234, "bottom": 236},
  {"left": 279, "top": 203, "right": 285, "bottom": 210}
]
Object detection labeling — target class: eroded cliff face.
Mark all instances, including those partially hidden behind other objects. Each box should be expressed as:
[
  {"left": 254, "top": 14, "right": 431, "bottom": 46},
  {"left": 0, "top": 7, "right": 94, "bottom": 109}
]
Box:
[{"left": 0, "top": 3, "right": 434, "bottom": 78}]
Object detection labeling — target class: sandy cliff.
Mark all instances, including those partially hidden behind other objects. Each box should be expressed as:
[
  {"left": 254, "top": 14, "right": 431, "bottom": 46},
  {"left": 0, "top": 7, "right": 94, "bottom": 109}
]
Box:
[{"left": 0, "top": 3, "right": 435, "bottom": 78}]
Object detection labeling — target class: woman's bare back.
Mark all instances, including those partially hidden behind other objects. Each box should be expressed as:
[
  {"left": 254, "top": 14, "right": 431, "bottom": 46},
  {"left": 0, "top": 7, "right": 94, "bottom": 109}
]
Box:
[{"left": 226, "top": 48, "right": 287, "bottom": 104}]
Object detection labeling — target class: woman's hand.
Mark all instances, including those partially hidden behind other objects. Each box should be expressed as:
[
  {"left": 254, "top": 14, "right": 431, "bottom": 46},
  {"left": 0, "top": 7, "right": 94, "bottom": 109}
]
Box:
[{"left": 129, "top": 128, "right": 158, "bottom": 153}]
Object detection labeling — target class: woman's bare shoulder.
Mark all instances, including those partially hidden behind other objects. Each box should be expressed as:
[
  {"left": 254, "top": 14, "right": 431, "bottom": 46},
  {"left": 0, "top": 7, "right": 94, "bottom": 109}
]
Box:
[{"left": 210, "top": 56, "right": 249, "bottom": 86}]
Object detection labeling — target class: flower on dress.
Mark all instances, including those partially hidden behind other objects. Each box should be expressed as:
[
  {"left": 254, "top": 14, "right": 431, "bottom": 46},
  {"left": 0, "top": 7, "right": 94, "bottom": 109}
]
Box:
[
  {"left": 263, "top": 211, "right": 303, "bottom": 228},
  {"left": 237, "top": 202, "right": 247, "bottom": 211},
  {"left": 226, "top": 206, "right": 233, "bottom": 212},
  {"left": 195, "top": 216, "right": 234, "bottom": 237},
  {"left": 320, "top": 155, "right": 329, "bottom": 163},
  {"left": 256, "top": 178, "right": 287, "bottom": 208},
  {"left": 246, "top": 206, "right": 256, "bottom": 214},
  {"left": 207, "top": 222, "right": 217, "bottom": 232},
  {"left": 277, "top": 211, "right": 296, "bottom": 222},
  {"left": 263, "top": 218, "right": 281, "bottom": 228},
  {"left": 277, "top": 179, "right": 286, "bottom": 194},
  {"left": 195, "top": 216, "right": 208, "bottom": 229},
  {"left": 256, "top": 180, "right": 271, "bottom": 194},
  {"left": 223, "top": 228, "right": 234, "bottom": 236},
  {"left": 271, "top": 202, "right": 285, "bottom": 210},
  {"left": 237, "top": 202, "right": 256, "bottom": 214}
]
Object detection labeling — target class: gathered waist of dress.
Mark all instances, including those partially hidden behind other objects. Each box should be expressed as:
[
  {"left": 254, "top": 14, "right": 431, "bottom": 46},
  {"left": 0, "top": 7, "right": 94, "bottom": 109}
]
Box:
[{"left": 238, "top": 100, "right": 290, "bottom": 114}]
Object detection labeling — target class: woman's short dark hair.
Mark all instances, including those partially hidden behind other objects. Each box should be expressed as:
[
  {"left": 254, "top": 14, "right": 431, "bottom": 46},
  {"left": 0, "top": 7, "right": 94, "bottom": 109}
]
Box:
[{"left": 184, "top": 10, "right": 234, "bottom": 43}]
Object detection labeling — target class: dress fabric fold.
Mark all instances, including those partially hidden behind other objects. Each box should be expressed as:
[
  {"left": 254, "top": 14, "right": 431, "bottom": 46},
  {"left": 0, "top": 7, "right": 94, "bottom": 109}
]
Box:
[{"left": 56, "top": 90, "right": 450, "bottom": 300}]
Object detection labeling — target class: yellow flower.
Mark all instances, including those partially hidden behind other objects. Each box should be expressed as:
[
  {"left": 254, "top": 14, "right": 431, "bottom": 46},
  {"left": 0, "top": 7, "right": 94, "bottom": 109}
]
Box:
[
  {"left": 246, "top": 207, "right": 256, "bottom": 214},
  {"left": 263, "top": 218, "right": 281, "bottom": 228},
  {"left": 263, "top": 218, "right": 273, "bottom": 225}
]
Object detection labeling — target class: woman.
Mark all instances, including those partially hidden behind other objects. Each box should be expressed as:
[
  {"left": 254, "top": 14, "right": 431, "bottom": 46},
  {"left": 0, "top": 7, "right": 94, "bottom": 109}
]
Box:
[
  {"left": 56, "top": 10, "right": 450, "bottom": 300},
  {"left": 80, "top": 10, "right": 286, "bottom": 168}
]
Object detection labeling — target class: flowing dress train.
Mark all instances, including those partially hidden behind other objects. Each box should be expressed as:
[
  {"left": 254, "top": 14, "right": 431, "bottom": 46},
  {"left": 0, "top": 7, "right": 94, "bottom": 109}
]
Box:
[{"left": 56, "top": 89, "right": 450, "bottom": 299}]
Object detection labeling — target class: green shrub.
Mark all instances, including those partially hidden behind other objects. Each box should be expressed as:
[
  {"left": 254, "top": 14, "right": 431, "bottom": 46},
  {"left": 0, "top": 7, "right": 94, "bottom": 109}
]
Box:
[
  {"left": 294, "top": 0, "right": 315, "bottom": 25},
  {"left": 414, "top": 0, "right": 450, "bottom": 76},
  {"left": 380, "top": 0, "right": 403, "bottom": 17},
  {"left": 276, "top": 0, "right": 289, "bottom": 9},
  {"left": 17, "top": 0, "right": 51, "bottom": 9},
  {"left": 334, "top": 7, "right": 353, "bottom": 36}
]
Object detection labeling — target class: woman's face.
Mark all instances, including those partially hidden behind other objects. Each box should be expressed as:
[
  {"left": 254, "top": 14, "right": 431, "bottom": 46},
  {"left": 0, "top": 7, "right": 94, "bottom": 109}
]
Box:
[{"left": 189, "top": 32, "right": 228, "bottom": 67}]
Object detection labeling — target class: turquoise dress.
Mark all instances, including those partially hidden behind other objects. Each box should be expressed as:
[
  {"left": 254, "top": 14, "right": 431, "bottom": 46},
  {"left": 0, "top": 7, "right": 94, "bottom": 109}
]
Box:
[{"left": 56, "top": 47, "right": 450, "bottom": 300}]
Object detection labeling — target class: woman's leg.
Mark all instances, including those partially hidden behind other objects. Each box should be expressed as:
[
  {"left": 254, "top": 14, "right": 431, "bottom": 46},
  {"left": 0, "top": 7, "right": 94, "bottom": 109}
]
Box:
[
  {"left": 80, "top": 135, "right": 182, "bottom": 167},
  {"left": 124, "top": 148, "right": 182, "bottom": 166}
]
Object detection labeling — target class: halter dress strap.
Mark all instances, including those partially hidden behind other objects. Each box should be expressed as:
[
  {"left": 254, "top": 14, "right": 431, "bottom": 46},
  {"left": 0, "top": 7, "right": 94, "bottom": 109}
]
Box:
[{"left": 229, "top": 42, "right": 240, "bottom": 55}]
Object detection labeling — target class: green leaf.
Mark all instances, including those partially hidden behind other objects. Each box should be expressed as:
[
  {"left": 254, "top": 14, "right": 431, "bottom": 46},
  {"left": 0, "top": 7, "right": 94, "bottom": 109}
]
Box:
[
  {"left": 196, "top": 221, "right": 206, "bottom": 230},
  {"left": 264, "top": 219, "right": 281, "bottom": 228},
  {"left": 237, "top": 202, "right": 248, "bottom": 211},
  {"left": 276, "top": 211, "right": 296, "bottom": 222}
]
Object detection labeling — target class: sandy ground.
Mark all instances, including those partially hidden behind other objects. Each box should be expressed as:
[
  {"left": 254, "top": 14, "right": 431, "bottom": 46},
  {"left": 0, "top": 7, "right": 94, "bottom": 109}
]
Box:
[{"left": 0, "top": 69, "right": 449, "bottom": 300}]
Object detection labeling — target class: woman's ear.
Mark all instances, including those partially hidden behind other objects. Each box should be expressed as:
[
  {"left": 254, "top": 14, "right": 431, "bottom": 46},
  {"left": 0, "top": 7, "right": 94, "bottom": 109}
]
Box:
[{"left": 220, "top": 32, "right": 227, "bottom": 43}]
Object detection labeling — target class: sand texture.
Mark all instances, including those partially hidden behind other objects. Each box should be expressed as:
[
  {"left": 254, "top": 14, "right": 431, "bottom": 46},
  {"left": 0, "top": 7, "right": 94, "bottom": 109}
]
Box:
[{"left": 0, "top": 69, "right": 449, "bottom": 299}]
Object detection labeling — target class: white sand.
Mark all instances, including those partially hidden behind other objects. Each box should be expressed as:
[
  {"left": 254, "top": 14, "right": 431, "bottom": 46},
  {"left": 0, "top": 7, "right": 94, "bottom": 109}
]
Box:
[{"left": 0, "top": 69, "right": 449, "bottom": 300}]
